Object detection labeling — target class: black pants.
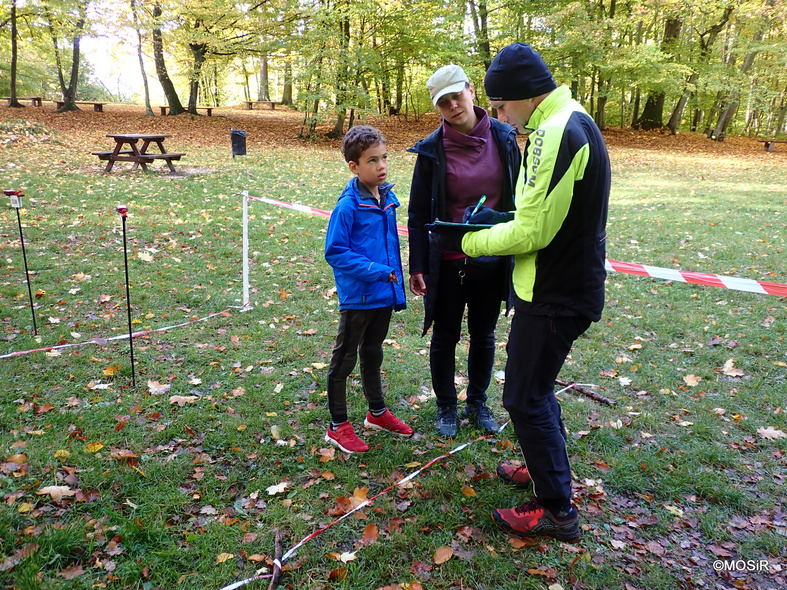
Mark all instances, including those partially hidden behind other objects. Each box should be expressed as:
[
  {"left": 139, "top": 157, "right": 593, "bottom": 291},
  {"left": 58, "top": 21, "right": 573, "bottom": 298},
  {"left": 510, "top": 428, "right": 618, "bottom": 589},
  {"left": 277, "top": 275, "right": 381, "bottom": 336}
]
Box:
[
  {"left": 326, "top": 307, "right": 392, "bottom": 424},
  {"left": 430, "top": 258, "right": 505, "bottom": 410},
  {"left": 503, "top": 305, "right": 591, "bottom": 506}
]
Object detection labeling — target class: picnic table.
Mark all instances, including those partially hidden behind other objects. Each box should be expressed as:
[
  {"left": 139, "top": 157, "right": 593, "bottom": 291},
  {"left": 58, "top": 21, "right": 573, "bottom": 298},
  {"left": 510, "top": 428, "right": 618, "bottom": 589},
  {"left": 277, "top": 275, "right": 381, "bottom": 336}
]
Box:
[
  {"left": 2, "top": 96, "right": 43, "bottom": 107},
  {"left": 244, "top": 100, "right": 277, "bottom": 110},
  {"left": 53, "top": 100, "right": 107, "bottom": 111},
  {"left": 92, "top": 133, "right": 185, "bottom": 173}
]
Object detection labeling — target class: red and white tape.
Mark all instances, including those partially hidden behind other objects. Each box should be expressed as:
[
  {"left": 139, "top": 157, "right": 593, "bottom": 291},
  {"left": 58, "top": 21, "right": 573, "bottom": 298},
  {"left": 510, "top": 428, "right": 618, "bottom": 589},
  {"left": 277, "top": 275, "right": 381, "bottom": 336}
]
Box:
[
  {"left": 247, "top": 194, "right": 409, "bottom": 237},
  {"left": 605, "top": 259, "right": 787, "bottom": 297},
  {"left": 0, "top": 309, "right": 230, "bottom": 360},
  {"left": 247, "top": 193, "right": 787, "bottom": 298}
]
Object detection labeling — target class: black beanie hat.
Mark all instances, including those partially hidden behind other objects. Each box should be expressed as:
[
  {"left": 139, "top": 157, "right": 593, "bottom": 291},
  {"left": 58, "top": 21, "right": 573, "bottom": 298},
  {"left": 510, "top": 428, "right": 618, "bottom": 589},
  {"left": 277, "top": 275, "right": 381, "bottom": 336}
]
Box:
[{"left": 485, "top": 43, "right": 556, "bottom": 101}]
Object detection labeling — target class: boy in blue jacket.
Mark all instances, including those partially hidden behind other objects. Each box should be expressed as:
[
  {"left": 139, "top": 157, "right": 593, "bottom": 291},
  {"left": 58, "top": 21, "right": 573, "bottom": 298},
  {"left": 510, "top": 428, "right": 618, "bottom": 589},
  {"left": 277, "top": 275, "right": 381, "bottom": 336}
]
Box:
[{"left": 324, "top": 125, "right": 413, "bottom": 453}]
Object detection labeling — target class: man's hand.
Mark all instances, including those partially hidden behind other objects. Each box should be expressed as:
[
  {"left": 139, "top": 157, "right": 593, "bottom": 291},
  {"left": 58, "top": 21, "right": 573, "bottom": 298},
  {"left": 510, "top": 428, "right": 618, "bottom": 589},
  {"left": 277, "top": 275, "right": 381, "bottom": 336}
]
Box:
[
  {"left": 432, "top": 231, "right": 464, "bottom": 254},
  {"left": 462, "top": 205, "right": 514, "bottom": 225},
  {"left": 388, "top": 271, "right": 399, "bottom": 284},
  {"left": 409, "top": 273, "right": 427, "bottom": 296}
]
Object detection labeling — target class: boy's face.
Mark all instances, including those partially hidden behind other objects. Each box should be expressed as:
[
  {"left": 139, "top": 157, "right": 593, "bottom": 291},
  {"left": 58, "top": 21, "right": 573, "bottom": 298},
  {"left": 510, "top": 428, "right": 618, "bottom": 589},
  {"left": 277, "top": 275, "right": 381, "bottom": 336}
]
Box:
[{"left": 348, "top": 142, "right": 388, "bottom": 192}]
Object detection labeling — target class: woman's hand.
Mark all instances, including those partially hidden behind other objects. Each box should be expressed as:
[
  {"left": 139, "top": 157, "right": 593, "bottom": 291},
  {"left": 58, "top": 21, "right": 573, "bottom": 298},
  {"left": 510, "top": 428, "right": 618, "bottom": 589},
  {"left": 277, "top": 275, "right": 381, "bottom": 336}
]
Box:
[{"left": 409, "top": 273, "right": 427, "bottom": 296}]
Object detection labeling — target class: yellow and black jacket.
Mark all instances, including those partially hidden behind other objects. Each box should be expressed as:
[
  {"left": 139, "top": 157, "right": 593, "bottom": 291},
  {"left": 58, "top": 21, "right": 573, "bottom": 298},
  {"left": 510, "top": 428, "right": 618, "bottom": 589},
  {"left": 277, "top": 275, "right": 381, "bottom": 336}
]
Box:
[{"left": 462, "top": 86, "right": 610, "bottom": 321}]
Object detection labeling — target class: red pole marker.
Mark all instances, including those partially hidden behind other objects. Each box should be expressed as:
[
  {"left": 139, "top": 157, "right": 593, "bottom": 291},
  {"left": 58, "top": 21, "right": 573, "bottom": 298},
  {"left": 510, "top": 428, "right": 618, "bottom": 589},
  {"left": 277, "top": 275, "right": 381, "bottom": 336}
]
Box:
[
  {"left": 5, "top": 189, "right": 37, "bottom": 335},
  {"left": 116, "top": 205, "right": 136, "bottom": 387}
]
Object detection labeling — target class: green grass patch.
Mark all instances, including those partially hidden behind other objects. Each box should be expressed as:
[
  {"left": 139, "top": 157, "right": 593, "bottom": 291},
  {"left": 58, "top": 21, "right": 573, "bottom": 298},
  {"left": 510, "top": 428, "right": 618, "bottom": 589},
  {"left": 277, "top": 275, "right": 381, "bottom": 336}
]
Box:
[{"left": 1, "top": 124, "right": 785, "bottom": 589}]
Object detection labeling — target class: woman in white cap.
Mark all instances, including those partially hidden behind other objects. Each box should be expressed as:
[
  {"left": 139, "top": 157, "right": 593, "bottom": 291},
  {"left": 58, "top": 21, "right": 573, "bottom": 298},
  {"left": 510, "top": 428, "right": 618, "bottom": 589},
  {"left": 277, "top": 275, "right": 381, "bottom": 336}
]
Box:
[{"left": 407, "top": 64, "right": 521, "bottom": 437}]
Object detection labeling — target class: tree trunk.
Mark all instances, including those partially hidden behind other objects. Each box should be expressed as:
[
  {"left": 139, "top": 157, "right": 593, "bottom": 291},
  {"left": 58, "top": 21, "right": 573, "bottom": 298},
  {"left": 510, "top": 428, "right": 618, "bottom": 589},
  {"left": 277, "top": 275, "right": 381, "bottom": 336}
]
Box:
[
  {"left": 691, "top": 108, "right": 702, "bottom": 132},
  {"left": 595, "top": 75, "right": 607, "bottom": 131},
  {"left": 667, "top": 7, "right": 733, "bottom": 135},
  {"left": 711, "top": 21, "right": 767, "bottom": 141},
  {"left": 630, "top": 88, "right": 641, "bottom": 126},
  {"left": 63, "top": 23, "right": 84, "bottom": 109},
  {"left": 773, "top": 86, "right": 787, "bottom": 136},
  {"left": 635, "top": 17, "right": 682, "bottom": 130},
  {"left": 666, "top": 73, "right": 698, "bottom": 134},
  {"left": 281, "top": 56, "right": 293, "bottom": 105},
  {"left": 394, "top": 58, "right": 404, "bottom": 113},
  {"left": 328, "top": 16, "right": 350, "bottom": 138},
  {"left": 187, "top": 40, "right": 207, "bottom": 113},
  {"left": 46, "top": 7, "right": 85, "bottom": 112},
  {"left": 130, "top": 0, "right": 154, "bottom": 116},
  {"left": 468, "top": 0, "right": 492, "bottom": 71},
  {"left": 258, "top": 55, "right": 270, "bottom": 101},
  {"left": 8, "top": 0, "right": 23, "bottom": 108},
  {"left": 152, "top": 3, "right": 185, "bottom": 115}
]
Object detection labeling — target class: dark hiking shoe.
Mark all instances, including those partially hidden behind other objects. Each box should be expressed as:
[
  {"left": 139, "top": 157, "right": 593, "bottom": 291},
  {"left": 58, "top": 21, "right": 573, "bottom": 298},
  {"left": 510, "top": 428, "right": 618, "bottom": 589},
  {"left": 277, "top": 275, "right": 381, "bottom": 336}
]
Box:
[
  {"left": 492, "top": 499, "right": 580, "bottom": 543},
  {"left": 436, "top": 406, "right": 458, "bottom": 437},
  {"left": 464, "top": 403, "right": 499, "bottom": 433},
  {"left": 496, "top": 463, "right": 532, "bottom": 488}
]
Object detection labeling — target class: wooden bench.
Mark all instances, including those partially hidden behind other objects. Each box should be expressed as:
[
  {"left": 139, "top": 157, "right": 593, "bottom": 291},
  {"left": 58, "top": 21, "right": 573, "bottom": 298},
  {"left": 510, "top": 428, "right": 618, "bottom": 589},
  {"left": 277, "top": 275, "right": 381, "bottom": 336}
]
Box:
[
  {"left": 159, "top": 106, "right": 213, "bottom": 115},
  {"left": 244, "top": 100, "right": 277, "bottom": 111},
  {"left": 756, "top": 138, "right": 787, "bottom": 152},
  {"left": 91, "top": 150, "right": 134, "bottom": 160},
  {"left": 2, "top": 96, "right": 43, "bottom": 107},
  {"left": 53, "top": 100, "right": 107, "bottom": 112},
  {"left": 137, "top": 153, "right": 185, "bottom": 161}
]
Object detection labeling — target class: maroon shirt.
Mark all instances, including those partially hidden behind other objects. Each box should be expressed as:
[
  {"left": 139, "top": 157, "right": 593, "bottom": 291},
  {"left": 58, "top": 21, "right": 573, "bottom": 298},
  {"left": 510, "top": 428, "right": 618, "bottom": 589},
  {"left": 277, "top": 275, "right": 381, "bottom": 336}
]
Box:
[{"left": 442, "top": 105, "right": 504, "bottom": 258}]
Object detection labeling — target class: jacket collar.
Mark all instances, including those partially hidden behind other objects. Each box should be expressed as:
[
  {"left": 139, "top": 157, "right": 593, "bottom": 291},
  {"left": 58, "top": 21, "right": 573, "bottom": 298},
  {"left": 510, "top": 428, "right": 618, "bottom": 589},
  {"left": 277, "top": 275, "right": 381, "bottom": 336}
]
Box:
[
  {"left": 344, "top": 177, "right": 398, "bottom": 207},
  {"left": 408, "top": 116, "right": 517, "bottom": 160},
  {"left": 527, "top": 86, "right": 572, "bottom": 130}
]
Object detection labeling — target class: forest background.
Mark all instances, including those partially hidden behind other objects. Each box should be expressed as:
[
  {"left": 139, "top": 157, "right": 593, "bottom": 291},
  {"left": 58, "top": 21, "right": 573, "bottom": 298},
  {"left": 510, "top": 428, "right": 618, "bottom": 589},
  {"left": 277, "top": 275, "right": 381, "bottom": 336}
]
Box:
[{"left": 1, "top": 0, "right": 787, "bottom": 141}]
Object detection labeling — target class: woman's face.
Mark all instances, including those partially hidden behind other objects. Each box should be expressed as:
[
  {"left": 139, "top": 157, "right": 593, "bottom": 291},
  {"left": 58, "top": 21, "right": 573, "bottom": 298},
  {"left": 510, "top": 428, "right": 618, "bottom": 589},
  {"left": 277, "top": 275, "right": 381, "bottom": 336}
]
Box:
[{"left": 436, "top": 85, "right": 478, "bottom": 134}]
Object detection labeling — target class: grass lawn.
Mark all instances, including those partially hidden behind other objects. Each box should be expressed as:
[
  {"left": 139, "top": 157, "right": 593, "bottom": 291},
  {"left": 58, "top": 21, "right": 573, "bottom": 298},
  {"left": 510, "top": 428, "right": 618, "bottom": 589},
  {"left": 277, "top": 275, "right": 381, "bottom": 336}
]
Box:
[{"left": 1, "top": 104, "right": 786, "bottom": 590}]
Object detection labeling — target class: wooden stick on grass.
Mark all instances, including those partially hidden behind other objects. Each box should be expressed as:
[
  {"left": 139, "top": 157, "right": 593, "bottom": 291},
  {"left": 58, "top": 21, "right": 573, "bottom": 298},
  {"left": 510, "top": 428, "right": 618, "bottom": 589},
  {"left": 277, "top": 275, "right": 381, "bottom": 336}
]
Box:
[
  {"left": 268, "top": 529, "right": 283, "bottom": 590},
  {"left": 556, "top": 379, "right": 616, "bottom": 406}
]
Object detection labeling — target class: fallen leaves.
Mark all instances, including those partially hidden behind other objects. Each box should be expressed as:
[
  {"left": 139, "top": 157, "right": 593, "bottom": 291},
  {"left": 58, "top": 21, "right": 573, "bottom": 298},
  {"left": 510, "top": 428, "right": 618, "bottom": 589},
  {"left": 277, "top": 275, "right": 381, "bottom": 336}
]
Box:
[
  {"left": 757, "top": 426, "right": 786, "bottom": 440},
  {"left": 360, "top": 523, "right": 379, "bottom": 545},
  {"left": 215, "top": 552, "right": 235, "bottom": 564},
  {"left": 147, "top": 380, "right": 171, "bottom": 395},
  {"left": 265, "top": 481, "right": 290, "bottom": 495},
  {"left": 432, "top": 546, "right": 453, "bottom": 564},
  {"left": 169, "top": 395, "right": 198, "bottom": 406},
  {"left": 36, "top": 486, "right": 76, "bottom": 500},
  {"left": 459, "top": 485, "right": 476, "bottom": 497}
]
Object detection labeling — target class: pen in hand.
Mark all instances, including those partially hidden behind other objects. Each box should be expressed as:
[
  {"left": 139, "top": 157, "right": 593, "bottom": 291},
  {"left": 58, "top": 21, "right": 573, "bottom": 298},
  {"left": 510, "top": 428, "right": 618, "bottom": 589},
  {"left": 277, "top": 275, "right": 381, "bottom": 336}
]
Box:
[{"left": 466, "top": 195, "right": 487, "bottom": 224}]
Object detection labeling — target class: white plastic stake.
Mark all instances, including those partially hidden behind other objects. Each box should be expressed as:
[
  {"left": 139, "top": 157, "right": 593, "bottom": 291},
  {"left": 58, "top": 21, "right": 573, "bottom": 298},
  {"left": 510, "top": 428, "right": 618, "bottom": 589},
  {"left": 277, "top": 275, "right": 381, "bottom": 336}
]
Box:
[{"left": 242, "top": 190, "right": 250, "bottom": 309}]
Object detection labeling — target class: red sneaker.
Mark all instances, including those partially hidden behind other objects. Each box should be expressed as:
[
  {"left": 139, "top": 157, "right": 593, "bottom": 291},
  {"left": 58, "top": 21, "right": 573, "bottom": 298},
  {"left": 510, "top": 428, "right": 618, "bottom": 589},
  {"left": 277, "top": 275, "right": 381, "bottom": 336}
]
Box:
[
  {"left": 325, "top": 422, "right": 369, "bottom": 453},
  {"left": 496, "top": 463, "right": 532, "bottom": 488},
  {"left": 364, "top": 409, "right": 413, "bottom": 437},
  {"left": 492, "top": 499, "right": 580, "bottom": 543}
]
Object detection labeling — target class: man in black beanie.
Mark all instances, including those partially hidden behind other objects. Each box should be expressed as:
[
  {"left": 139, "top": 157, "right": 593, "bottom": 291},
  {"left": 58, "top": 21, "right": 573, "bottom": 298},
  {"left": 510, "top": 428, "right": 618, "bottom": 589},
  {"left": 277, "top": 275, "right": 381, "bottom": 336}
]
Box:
[{"left": 451, "top": 43, "right": 611, "bottom": 542}]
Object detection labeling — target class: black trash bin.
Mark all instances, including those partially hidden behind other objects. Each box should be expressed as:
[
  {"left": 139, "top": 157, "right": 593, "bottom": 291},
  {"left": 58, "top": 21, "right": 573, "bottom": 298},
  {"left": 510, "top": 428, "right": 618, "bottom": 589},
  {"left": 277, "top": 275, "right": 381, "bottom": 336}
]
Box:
[{"left": 231, "top": 128, "right": 246, "bottom": 158}]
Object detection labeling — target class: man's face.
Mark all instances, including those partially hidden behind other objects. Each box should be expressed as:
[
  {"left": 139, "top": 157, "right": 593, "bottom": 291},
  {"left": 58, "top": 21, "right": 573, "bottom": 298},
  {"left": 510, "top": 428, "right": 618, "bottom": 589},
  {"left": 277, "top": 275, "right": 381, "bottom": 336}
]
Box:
[
  {"left": 490, "top": 98, "right": 538, "bottom": 133},
  {"left": 436, "top": 85, "right": 476, "bottom": 134},
  {"left": 348, "top": 142, "right": 388, "bottom": 192}
]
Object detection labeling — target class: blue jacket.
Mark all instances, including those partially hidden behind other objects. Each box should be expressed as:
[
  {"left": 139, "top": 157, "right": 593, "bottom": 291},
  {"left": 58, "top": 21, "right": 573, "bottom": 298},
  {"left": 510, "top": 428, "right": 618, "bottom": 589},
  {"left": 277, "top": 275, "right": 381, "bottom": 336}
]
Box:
[{"left": 325, "top": 177, "right": 407, "bottom": 311}]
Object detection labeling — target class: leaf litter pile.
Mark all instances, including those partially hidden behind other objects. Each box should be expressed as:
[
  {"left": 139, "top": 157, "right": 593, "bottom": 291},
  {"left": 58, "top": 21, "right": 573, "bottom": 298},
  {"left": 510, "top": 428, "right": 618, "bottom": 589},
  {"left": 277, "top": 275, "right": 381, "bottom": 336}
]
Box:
[{"left": 1, "top": 104, "right": 786, "bottom": 590}]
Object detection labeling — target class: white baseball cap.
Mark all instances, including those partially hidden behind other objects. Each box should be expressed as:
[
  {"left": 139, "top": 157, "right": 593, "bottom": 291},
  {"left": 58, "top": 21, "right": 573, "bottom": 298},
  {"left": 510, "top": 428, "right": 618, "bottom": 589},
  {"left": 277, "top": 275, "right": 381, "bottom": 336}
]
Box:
[{"left": 427, "top": 65, "right": 470, "bottom": 106}]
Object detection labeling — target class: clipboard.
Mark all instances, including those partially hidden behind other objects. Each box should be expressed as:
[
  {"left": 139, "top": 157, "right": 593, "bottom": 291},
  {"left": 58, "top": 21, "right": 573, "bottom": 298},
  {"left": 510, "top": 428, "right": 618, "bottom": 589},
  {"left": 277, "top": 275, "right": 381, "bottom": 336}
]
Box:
[{"left": 425, "top": 220, "right": 495, "bottom": 233}]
